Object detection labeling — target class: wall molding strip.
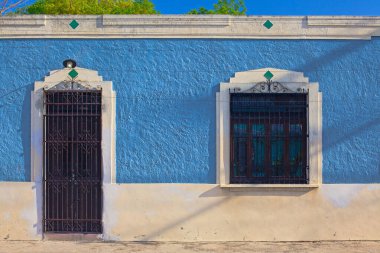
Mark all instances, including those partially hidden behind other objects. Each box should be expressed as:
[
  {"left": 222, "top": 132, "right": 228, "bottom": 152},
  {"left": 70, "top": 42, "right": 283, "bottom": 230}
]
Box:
[{"left": 0, "top": 15, "right": 379, "bottom": 39}]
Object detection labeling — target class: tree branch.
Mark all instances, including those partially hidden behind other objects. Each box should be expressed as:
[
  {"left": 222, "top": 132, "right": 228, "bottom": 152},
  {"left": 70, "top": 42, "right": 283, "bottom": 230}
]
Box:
[
  {"left": 1, "top": 0, "right": 25, "bottom": 14},
  {"left": 1, "top": 0, "right": 10, "bottom": 11}
]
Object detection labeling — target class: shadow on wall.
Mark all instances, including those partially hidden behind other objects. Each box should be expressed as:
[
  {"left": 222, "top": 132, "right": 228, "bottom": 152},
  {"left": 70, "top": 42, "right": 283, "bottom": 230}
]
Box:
[
  {"left": 298, "top": 40, "right": 368, "bottom": 73},
  {"left": 22, "top": 83, "right": 33, "bottom": 181},
  {"left": 32, "top": 182, "right": 43, "bottom": 237},
  {"left": 208, "top": 85, "right": 219, "bottom": 182},
  {"left": 321, "top": 116, "right": 380, "bottom": 182},
  {"left": 0, "top": 83, "right": 33, "bottom": 181},
  {"left": 323, "top": 117, "right": 380, "bottom": 151},
  {"left": 266, "top": 39, "right": 378, "bottom": 182},
  {"left": 296, "top": 40, "right": 379, "bottom": 182}
]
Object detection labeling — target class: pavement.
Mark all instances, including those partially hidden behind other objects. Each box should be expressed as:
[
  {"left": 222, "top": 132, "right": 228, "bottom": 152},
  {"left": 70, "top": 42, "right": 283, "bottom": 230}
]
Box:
[{"left": 0, "top": 241, "right": 380, "bottom": 253}]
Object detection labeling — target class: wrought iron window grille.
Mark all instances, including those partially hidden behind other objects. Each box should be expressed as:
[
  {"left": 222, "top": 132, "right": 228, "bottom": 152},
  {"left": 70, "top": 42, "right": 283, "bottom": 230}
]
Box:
[{"left": 229, "top": 81, "right": 309, "bottom": 184}]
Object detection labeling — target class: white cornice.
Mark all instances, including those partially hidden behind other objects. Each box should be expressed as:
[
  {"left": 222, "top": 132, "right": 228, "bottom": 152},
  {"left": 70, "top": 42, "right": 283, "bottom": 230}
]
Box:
[{"left": 0, "top": 15, "right": 380, "bottom": 39}]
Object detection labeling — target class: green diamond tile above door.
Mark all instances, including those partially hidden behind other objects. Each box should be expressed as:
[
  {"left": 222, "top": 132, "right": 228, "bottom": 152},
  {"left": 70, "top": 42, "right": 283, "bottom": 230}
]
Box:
[
  {"left": 263, "top": 20, "right": 273, "bottom": 29},
  {"left": 68, "top": 69, "right": 78, "bottom": 79},
  {"left": 69, "top": 20, "right": 79, "bottom": 29}
]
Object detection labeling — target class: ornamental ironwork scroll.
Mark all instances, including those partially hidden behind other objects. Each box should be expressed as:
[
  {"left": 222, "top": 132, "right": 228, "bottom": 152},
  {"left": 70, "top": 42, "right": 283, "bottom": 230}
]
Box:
[
  {"left": 45, "top": 81, "right": 101, "bottom": 91},
  {"left": 229, "top": 80, "right": 308, "bottom": 94}
]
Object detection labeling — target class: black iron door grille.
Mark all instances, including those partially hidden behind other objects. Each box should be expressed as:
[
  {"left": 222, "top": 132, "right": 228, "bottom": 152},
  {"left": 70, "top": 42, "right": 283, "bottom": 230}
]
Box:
[{"left": 43, "top": 90, "right": 102, "bottom": 233}]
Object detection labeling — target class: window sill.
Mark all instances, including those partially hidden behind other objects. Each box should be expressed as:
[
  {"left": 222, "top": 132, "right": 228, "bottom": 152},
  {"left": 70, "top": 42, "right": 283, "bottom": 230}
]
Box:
[{"left": 220, "top": 184, "right": 320, "bottom": 190}]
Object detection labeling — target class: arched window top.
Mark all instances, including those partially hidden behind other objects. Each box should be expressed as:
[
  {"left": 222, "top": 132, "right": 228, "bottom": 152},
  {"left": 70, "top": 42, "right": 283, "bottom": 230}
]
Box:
[
  {"left": 35, "top": 67, "right": 109, "bottom": 91},
  {"left": 227, "top": 68, "right": 309, "bottom": 84},
  {"left": 220, "top": 68, "right": 315, "bottom": 94}
]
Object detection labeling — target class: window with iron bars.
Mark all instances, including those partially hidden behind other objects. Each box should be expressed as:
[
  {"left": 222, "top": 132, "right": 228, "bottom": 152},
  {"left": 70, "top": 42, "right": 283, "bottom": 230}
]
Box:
[{"left": 230, "top": 93, "right": 308, "bottom": 184}]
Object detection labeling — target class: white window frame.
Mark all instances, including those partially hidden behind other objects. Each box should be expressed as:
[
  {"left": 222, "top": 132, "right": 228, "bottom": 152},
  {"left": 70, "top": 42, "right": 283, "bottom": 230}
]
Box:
[{"left": 216, "top": 68, "right": 322, "bottom": 188}]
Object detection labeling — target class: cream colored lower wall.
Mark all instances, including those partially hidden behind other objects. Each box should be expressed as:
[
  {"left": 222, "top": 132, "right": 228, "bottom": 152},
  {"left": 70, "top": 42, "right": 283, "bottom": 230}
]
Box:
[
  {"left": 103, "top": 184, "right": 380, "bottom": 241},
  {"left": 0, "top": 182, "right": 40, "bottom": 240},
  {"left": 1, "top": 183, "right": 380, "bottom": 241}
]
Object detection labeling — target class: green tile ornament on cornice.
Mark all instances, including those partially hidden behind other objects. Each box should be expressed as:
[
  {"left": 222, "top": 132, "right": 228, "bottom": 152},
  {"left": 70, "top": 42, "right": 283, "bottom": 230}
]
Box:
[
  {"left": 69, "top": 19, "right": 79, "bottom": 29},
  {"left": 263, "top": 20, "right": 273, "bottom": 29}
]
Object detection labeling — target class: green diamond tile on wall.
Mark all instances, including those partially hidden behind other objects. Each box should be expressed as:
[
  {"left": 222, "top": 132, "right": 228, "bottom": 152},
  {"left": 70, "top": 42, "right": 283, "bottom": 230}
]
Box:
[
  {"left": 68, "top": 69, "right": 78, "bottom": 79},
  {"left": 264, "top": 70, "right": 274, "bottom": 80},
  {"left": 263, "top": 20, "right": 273, "bottom": 29},
  {"left": 69, "top": 20, "right": 79, "bottom": 29}
]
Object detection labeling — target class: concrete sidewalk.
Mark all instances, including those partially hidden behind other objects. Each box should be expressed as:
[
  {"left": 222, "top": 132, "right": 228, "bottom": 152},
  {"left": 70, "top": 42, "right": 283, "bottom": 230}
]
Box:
[{"left": 0, "top": 241, "right": 380, "bottom": 253}]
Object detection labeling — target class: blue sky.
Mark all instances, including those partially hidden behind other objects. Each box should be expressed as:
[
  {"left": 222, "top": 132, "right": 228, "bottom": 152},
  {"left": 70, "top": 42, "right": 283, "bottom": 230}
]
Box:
[
  {"left": 7, "top": 0, "right": 380, "bottom": 15},
  {"left": 154, "top": 0, "right": 380, "bottom": 15}
]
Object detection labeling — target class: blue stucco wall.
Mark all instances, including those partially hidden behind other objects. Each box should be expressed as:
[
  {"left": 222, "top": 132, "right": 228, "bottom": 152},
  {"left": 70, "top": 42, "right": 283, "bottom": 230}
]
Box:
[{"left": 0, "top": 38, "right": 379, "bottom": 183}]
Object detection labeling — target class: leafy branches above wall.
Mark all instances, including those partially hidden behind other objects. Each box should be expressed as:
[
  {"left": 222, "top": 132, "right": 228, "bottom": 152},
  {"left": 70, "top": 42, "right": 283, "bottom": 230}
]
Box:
[
  {"left": 15, "top": 0, "right": 158, "bottom": 14},
  {"left": 188, "top": 0, "right": 247, "bottom": 15},
  {"left": 6, "top": 0, "right": 248, "bottom": 15}
]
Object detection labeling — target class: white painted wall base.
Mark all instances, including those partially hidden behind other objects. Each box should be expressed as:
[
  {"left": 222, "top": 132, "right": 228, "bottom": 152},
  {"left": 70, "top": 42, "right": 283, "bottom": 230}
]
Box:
[{"left": 1, "top": 183, "right": 380, "bottom": 241}]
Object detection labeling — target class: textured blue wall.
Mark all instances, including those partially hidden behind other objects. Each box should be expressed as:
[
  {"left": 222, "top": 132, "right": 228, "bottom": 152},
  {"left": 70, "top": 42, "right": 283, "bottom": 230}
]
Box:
[{"left": 0, "top": 39, "right": 379, "bottom": 183}]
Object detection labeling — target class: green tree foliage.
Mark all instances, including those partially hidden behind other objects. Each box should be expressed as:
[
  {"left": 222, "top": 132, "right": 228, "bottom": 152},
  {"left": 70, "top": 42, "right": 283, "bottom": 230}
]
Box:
[
  {"left": 17, "top": 0, "right": 158, "bottom": 14},
  {"left": 188, "top": 0, "right": 246, "bottom": 15}
]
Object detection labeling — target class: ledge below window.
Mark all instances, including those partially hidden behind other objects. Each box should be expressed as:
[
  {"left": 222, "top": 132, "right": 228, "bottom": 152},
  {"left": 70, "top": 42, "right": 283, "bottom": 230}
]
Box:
[{"left": 220, "top": 184, "right": 320, "bottom": 190}]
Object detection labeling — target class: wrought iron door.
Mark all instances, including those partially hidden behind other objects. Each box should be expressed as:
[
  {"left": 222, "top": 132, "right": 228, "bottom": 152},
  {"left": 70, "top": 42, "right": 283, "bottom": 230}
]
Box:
[{"left": 43, "top": 90, "right": 102, "bottom": 233}]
